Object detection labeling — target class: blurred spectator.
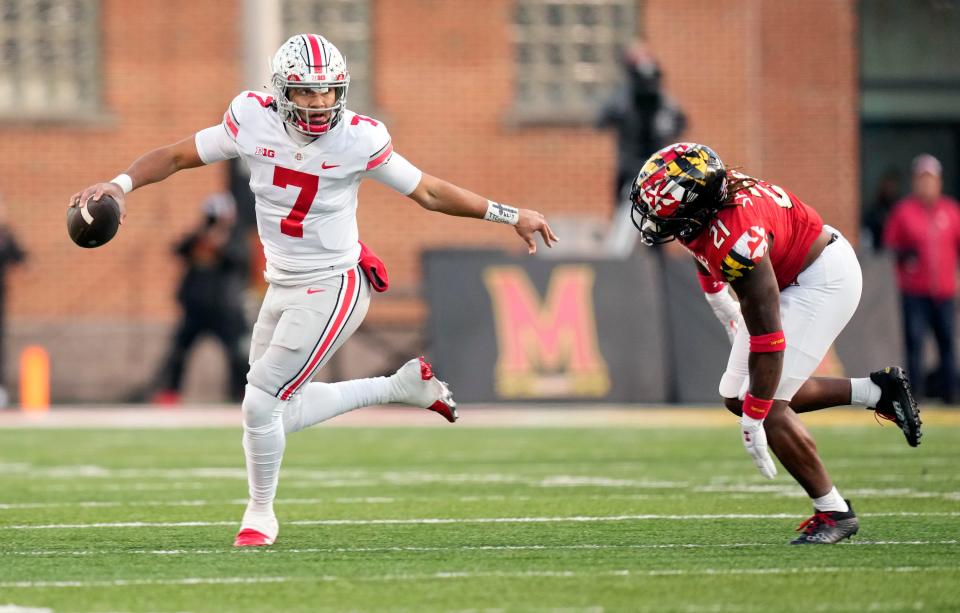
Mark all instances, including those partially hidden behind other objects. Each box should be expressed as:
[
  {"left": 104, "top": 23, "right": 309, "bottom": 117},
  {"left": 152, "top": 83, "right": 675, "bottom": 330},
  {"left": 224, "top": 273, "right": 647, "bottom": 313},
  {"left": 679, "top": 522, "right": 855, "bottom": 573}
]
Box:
[
  {"left": 152, "top": 193, "right": 249, "bottom": 404},
  {"left": 597, "top": 40, "right": 687, "bottom": 206},
  {"left": 862, "top": 167, "right": 902, "bottom": 252},
  {"left": 0, "top": 194, "right": 25, "bottom": 408},
  {"left": 597, "top": 41, "right": 686, "bottom": 256},
  {"left": 883, "top": 154, "right": 960, "bottom": 403}
]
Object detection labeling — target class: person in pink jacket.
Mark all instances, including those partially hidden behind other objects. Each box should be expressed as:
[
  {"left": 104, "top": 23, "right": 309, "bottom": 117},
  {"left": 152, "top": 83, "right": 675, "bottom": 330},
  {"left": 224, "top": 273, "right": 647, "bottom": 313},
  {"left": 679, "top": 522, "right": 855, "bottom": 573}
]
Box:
[{"left": 884, "top": 154, "right": 960, "bottom": 403}]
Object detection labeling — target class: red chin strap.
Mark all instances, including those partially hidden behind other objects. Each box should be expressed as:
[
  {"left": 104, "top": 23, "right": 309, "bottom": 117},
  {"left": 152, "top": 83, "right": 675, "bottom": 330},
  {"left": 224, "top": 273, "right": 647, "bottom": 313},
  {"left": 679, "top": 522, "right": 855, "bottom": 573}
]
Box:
[{"left": 295, "top": 117, "right": 332, "bottom": 134}]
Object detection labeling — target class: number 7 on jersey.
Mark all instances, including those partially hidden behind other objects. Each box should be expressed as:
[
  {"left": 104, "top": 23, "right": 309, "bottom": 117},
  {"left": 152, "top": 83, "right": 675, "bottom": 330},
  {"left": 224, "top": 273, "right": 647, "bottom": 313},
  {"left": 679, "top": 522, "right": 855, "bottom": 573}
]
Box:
[{"left": 273, "top": 166, "right": 319, "bottom": 238}]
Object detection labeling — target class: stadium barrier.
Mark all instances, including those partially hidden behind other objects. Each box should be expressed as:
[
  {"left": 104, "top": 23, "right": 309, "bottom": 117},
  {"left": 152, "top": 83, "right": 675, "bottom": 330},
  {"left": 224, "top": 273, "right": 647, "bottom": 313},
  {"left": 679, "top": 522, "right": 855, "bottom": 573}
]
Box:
[{"left": 424, "top": 248, "right": 902, "bottom": 404}]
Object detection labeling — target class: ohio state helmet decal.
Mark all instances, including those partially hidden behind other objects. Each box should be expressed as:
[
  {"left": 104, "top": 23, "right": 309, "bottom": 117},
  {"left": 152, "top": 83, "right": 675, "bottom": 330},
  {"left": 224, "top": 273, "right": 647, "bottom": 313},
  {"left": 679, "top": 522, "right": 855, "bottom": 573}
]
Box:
[{"left": 270, "top": 34, "right": 351, "bottom": 135}]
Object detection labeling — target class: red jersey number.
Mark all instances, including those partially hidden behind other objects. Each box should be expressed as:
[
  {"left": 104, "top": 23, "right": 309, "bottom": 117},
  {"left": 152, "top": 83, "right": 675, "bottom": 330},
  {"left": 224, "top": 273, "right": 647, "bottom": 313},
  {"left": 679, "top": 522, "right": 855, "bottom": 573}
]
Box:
[
  {"left": 273, "top": 166, "right": 319, "bottom": 238},
  {"left": 246, "top": 92, "right": 274, "bottom": 108},
  {"left": 351, "top": 114, "right": 378, "bottom": 127}
]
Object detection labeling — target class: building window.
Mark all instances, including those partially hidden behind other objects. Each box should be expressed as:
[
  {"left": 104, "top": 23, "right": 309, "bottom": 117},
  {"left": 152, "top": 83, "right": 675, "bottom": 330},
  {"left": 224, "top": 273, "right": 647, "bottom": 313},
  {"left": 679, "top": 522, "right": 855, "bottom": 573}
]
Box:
[
  {"left": 0, "top": 0, "right": 100, "bottom": 118},
  {"left": 512, "top": 0, "right": 637, "bottom": 123},
  {"left": 281, "top": 0, "right": 372, "bottom": 112}
]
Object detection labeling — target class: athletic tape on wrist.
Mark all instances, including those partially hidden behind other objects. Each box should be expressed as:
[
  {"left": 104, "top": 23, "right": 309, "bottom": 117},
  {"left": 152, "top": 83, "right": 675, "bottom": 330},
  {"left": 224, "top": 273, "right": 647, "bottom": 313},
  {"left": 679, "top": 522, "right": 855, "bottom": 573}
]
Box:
[
  {"left": 697, "top": 273, "right": 726, "bottom": 294},
  {"left": 110, "top": 173, "right": 133, "bottom": 194},
  {"left": 750, "top": 330, "right": 785, "bottom": 353},
  {"left": 484, "top": 200, "right": 519, "bottom": 226},
  {"left": 742, "top": 393, "right": 774, "bottom": 420}
]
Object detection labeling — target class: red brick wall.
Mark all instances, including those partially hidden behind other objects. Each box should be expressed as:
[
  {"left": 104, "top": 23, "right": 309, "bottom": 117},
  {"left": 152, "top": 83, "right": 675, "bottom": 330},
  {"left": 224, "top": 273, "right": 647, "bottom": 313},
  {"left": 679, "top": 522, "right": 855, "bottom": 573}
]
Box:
[
  {"left": 362, "top": 0, "right": 616, "bottom": 290},
  {"left": 0, "top": 0, "right": 858, "bottom": 400},
  {"left": 1, "top": 0, "right": 240, "bottom": 321},
  {"left": 645, "top": 0, "right": 859, "bottom": 234}
]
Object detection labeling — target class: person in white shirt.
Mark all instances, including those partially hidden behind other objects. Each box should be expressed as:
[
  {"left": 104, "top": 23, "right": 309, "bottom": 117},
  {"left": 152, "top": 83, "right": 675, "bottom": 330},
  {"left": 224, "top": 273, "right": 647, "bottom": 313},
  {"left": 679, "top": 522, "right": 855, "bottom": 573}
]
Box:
[{"left": 70, "top": 34, "right": 558, "bottom": 547}]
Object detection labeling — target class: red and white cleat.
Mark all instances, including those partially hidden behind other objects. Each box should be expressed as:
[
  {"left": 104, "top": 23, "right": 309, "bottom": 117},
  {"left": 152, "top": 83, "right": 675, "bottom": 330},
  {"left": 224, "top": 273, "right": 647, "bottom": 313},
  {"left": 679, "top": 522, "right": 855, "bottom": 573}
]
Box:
[
  {"left": 390, "top": 356, "right": 458, "bottom": 422},
  {"left": 233, "top": 509, "right": 278, "bottom": 547},
  {"left": 233, "top": 528, "right": 275, "bottom": 547}
]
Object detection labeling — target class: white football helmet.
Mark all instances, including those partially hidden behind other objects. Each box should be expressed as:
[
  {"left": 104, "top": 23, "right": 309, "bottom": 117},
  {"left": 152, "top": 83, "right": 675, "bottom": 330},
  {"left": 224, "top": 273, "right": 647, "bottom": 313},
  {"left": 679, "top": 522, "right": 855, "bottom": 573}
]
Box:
[{"left": 271, "top": 34, "right": 350, "bottom": 135}]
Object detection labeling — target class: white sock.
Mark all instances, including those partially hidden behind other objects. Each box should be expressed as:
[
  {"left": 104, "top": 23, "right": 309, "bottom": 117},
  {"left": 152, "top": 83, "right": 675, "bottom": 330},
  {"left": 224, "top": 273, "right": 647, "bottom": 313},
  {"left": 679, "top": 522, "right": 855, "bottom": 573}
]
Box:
[
  {"left": 242, "top": 415, "right": 285, "bottom": 515},
  {"left": 850, "top": 377, "right": 882, "bottom": 408},
  {"left": 812, "top": 486, "right": 849, "bottom": 512},
  {"left": 283, "top": 377, "right": 394, "bottom": 434}
]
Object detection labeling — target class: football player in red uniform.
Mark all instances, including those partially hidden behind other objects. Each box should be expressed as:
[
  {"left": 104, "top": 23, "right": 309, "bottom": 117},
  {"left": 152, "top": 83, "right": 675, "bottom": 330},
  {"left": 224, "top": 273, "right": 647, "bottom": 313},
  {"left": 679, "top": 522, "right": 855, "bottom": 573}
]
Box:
[{"left": 630, "top": 143, "right": 922, "bottom": 544}]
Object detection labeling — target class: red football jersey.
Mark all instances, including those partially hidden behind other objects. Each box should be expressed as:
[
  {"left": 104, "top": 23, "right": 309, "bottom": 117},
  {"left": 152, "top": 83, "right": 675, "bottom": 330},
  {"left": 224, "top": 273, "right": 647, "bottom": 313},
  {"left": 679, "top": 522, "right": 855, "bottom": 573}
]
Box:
[{"left": 683, "top": 175, "right": 824, "bottom": 290}]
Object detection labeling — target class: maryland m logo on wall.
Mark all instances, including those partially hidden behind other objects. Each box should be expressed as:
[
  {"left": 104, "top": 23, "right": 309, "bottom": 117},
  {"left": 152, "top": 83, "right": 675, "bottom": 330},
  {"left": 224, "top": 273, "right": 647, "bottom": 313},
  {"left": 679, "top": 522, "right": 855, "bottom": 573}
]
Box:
[{"left": 483, "top": 265, "right": 610, "bottom": 399}]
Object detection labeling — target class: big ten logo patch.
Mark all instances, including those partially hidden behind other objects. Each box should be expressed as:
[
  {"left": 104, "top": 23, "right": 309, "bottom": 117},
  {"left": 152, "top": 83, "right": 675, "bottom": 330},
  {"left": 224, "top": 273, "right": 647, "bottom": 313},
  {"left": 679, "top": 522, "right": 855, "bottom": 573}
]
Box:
[
  {"left": 255, "top": 146, "right": 276, "bottom": 158},
  {"left": 482, "top": 265, "right": 610, "bottom": 399}
]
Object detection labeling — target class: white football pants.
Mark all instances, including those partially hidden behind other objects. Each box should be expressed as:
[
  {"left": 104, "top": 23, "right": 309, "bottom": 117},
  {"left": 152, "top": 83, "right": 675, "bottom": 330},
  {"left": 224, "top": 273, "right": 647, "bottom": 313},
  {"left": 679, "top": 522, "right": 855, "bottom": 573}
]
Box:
[
  {"left": 719, "top": 227, "right": 863, "bottom": 402},
  {"left": 240, "top": 267, "right": 395, "bottom": 518}
]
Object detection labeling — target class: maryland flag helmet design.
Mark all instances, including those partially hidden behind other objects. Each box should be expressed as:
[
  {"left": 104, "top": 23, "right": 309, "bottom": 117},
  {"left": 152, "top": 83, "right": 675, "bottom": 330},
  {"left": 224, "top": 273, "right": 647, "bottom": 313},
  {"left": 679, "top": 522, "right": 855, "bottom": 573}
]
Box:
[{"left": 629, "top": 143, "right": 728, "bottom": 245}]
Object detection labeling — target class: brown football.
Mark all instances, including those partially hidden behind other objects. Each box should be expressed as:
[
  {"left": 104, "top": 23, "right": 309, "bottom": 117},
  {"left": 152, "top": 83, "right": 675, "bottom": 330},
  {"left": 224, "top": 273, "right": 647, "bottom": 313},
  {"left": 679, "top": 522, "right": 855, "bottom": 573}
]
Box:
[{"left": 67, "top": 195, "right": 121, "bottom": 248}]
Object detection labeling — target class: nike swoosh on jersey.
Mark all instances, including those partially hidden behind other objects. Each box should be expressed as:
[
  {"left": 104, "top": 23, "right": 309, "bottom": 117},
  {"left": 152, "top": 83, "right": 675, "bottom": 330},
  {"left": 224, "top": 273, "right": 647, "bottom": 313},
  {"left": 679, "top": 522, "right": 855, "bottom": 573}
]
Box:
[
  {"left": 306, "top": 288, "right": 326, "bottom": 294},
  {"left": 321, "top": 162, "right": 340, "bottom": 169}
]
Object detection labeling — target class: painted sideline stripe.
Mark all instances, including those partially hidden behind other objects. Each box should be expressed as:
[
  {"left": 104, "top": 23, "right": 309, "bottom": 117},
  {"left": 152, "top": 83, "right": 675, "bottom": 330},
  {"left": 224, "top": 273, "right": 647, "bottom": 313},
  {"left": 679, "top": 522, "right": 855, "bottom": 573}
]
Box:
[
  {"left": 2, "top": 540, "right": 956, "bottom": 558},
  {"left": 1, "top": 566, "right": 957, "bottom": 589},
  {"left": 3, "top": 407, "right": 957, "bottom": 430},
  {"left": 3, "top": 512, "right": 958, "bottom": 531}
]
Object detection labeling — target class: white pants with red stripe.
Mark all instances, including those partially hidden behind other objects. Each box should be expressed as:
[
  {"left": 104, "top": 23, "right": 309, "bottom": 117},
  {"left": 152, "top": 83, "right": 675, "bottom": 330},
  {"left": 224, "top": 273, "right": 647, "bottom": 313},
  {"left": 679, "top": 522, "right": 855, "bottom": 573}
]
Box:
[
  {"left": 718, "top": 227, "right": 863, "bottom": 402},
  {"left": 247, "top": 266, "right": 370, "bottom": 399},
  {"left": 240, "top": 266, "right": 378, "bottom": 532}
]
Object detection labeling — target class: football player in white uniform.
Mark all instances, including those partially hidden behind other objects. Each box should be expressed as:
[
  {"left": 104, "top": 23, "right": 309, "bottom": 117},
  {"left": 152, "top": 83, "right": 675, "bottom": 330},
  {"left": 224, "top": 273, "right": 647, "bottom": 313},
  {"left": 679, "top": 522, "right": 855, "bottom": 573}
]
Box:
[{"left": 70, "top": 34, "right": 558, "bottom": 547}]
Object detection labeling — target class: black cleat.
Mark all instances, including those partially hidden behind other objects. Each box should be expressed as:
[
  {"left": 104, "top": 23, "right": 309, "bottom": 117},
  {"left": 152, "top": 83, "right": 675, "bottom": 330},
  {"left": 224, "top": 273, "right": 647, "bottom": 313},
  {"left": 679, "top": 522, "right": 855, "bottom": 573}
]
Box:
[
  {"left": 790, "top": 500, "right": 859, "bottom": 544},
  {"left": 869, "top": 367, "right": 922, "bottom": 447}
]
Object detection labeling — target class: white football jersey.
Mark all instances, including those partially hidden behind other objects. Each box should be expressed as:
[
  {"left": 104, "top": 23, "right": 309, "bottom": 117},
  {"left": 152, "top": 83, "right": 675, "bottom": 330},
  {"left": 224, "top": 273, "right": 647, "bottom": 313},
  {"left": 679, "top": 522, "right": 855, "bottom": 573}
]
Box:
[{"left": 194, "top": 91, "right": 421, "bottom": 286}]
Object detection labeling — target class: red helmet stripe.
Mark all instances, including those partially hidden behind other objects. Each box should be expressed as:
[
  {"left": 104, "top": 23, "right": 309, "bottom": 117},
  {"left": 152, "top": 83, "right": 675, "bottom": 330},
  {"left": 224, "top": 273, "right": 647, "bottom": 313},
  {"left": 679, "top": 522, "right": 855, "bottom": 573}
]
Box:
[{"left": 308, "top": 34, "right": 324, "bottom": 69}]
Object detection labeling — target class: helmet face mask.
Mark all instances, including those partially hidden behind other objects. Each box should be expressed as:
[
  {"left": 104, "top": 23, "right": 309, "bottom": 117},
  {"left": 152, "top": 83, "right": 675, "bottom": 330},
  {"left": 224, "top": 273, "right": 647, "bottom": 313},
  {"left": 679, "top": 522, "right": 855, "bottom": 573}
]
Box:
[
  {"left": 271, "top": 34, "right": 350, "bottom": 136},
  {"left": 629, "top": 202, "right": 711, "bottom": 246},
  {"left": 629, "top": 143, "right": 728, "bottom": 245}
]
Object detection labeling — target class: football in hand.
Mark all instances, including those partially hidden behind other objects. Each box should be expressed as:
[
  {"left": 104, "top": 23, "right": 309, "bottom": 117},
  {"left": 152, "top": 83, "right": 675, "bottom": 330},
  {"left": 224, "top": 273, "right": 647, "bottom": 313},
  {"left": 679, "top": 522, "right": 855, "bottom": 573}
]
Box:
[{"left": 67, "top": 195, "right": 121, "bottom": 248}]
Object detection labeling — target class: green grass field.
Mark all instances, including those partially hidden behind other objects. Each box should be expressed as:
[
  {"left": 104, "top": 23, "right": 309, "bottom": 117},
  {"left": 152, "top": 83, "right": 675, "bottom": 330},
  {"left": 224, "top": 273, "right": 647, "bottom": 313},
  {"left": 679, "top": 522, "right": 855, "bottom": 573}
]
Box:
[{"left": 0, "top": 413, "right": 957, "bottom": 612}]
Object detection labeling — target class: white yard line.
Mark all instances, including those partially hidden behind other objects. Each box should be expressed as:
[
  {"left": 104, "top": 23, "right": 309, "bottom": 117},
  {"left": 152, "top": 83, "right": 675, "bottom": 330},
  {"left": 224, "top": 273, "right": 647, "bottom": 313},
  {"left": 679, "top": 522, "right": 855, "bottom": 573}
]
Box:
[
  {"left": 0, "top": 576, "right": 294, "bottom": 588},
  {"left": 5, "top": 487, "right": 957, "bottom": 512},
  {"left": 0, "top": 463, "right": 687, "bottom": 488},
  {"left": 7, "top": 463, "right": 960, "bottom": 496},
  {"left": 2, "top": 512, "right": 958, "bottom": 531},
  {"left": 0, "top": 566, "right": 956, "bottom": 590},
  {"left": 0, "top": 496, "right": 510, "bottom": 510},
  {"left": 693, "top": 485, "right": 960, "bottom": 500},
  {"left": 1, "top": 540, "right": 956, "bottom": 558}
]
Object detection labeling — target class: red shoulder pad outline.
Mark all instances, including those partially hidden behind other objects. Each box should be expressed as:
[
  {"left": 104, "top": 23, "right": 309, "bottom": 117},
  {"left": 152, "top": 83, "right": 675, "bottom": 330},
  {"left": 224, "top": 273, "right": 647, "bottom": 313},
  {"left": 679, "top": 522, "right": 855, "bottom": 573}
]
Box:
[{"left": 246, "top": 92, "right": 275, "bottom": 108}]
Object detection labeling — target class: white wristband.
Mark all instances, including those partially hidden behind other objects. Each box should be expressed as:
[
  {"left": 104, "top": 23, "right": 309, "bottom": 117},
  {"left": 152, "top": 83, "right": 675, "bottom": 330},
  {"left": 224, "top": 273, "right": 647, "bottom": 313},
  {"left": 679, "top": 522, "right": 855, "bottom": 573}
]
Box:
[
  {"left": 484, "top": 200, "right": 519, "bottom": 226},
  {"left": 110, "top": 173, "right": 133, "bottom": 194}
]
